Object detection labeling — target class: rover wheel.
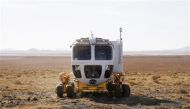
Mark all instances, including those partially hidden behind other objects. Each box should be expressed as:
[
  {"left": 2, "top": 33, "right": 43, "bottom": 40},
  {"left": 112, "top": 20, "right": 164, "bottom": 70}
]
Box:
[
  {"left": 122, "top": 84, "right": 130, "bottom": 97},
  {"left": 106, "top": 81, "right": 113, "bottom": 93},
  {"left": 113, "top": 84, "right": 122, "bottom": 97},
  {"left": 66, "top": 85, "right": 74, "bottom": 98},
  {"left": 56, "top": 84, "right": 64, "bottom": 98},
  {"left": 70, "top": 82, "right": 74, "bottom": 88}
]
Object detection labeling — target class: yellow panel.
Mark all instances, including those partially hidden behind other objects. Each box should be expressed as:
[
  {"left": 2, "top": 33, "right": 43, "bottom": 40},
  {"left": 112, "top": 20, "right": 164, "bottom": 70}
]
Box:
[{"left": 78, "top": 81, "right": 107, "bottom": 92}]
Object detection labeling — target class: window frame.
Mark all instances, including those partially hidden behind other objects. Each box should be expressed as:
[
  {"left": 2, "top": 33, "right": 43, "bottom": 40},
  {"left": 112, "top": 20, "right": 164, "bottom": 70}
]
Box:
[
  {"left": 95, "top": 45, "right": 113, "bottom": 60},
  {"left": 73, "top": 45, "right": 91, "bottom": 60}
]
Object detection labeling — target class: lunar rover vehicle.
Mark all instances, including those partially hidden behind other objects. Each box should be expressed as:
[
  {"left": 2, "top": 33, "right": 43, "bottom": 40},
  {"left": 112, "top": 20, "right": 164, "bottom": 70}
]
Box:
[{"left": 56, "top": 28, "right": 130, "bottom": 97}]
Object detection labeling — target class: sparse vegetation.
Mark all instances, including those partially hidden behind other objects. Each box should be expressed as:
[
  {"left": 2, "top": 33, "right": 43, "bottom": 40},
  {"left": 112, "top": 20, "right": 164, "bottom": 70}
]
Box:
[
  {"left": 179, "top": 89, "right": 188, "bottom": 94},
  {"left": 14, "top": 80, "right": 22, "bottom": 85},
  {"left": 0, "top": 56, "right": 190, "bottom": 109},
  {"left": 152, "top": 75, "right": 161, "bottom": 84}
]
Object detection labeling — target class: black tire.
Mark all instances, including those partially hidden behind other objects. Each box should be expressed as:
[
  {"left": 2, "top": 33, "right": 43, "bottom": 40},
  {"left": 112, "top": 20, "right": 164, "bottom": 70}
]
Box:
[
  {"left": 66, "top": 85, "right": 74, "bottom": 98},
  {"left": 106, "top": 81, "right": 113, "bottom": 93},
  {"left": 56, "top": 84, "right": 63, "bottom": 98},
  {"left": 70, "top": 82, "right": 74, "bottom": 88},
  {"left": 113, "top": 84, "right": 122, "bottom": 97},
  {"left": 122, "top": 84, "right": 130, "bottom": 97}
]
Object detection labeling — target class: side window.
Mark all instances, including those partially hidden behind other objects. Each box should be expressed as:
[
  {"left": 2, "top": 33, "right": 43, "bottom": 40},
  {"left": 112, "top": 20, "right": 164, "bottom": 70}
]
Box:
[
  {"left": 95, "top": 45, "right": 112, "bottom": 60},
  {"left": 73, "top": 45, "right": 91, "bottom": 60}
]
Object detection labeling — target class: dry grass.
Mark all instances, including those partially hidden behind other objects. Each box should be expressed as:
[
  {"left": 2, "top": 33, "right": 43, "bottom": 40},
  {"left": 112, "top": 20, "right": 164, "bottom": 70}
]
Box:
[{"left": 0, "top": 56, "right": 190, "bottom": 109}]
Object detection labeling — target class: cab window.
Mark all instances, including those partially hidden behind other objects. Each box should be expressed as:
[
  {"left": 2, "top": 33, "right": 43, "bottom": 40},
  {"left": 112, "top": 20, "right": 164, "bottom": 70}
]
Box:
[
  {"left": 73, "top": 45, "right": 91, "bottom": 60},
  {"left": 95, "top": 45, "right": 112, "bottom": 60}
]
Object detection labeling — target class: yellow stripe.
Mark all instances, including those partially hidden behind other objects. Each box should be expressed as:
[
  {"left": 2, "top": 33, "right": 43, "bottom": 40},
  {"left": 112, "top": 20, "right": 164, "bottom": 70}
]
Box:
[{"left": 78, "top": 81, "right": 107, "bottom": 92}]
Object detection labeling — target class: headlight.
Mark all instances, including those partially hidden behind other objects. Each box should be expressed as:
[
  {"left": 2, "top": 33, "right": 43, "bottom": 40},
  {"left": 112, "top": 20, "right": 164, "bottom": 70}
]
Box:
[
  {"left": 105, "top": 65, "right": 113, "bottom": 70},
  {"left": 75, "top": 65, "right": 80, "bottom": 70},
  {"left": 72, "top": 65, "right": 81, "bottom": 78},
  {"left": 104, "top": 65, "right": 113, "bottom": 78}
]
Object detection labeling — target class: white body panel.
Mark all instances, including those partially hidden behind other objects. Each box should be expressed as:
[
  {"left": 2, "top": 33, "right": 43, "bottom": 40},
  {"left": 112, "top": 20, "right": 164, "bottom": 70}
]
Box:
[
  {"left": 111, "top": 41, "right": 123, "bottom": 73},
  {"left": 71, "top": 37, "right": 123, "bottom": 85}
]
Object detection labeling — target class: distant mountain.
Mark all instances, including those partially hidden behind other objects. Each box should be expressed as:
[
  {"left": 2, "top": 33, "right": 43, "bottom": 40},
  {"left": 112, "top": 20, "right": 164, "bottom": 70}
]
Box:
[
  {"left": 27, "top": 48, "right": 40, "bottom": 51},
  {"left": 124, "top": 46, "right": 190, "bottom": 56},
  {"left": 174, "top": 46, "right": 190, "bottom": 52},
  {"left": 0, "top": 49, "right": 71, "bottom": 56},
  {"left": 0, "top": 46, "right": 189, "bottom": 56}
]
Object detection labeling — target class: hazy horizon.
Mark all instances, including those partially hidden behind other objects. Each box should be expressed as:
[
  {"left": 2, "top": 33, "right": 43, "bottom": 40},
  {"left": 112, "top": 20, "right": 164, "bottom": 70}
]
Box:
[
  {"left": 0, "top": 45, "right": 189, "bottom": 52},
  {"left": 0, "top": 0, "right": 189, "bottom": 51}
]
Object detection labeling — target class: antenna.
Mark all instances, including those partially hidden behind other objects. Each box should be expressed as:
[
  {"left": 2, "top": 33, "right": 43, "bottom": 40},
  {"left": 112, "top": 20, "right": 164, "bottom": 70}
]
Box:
[
  {"left": 91, "top": 31, "right": 93, "bottom": 38},
  {"left": 118, "top": 27, "right": 122, "bottom": 64},
  {"left": 119, "top": 27, "right": 122, "bottom": 41}
]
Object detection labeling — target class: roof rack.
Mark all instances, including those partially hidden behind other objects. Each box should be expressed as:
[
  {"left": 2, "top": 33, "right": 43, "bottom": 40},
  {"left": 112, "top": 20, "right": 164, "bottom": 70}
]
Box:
[{"left": 70, "top": 37, "right": 113, "bottom": 48}]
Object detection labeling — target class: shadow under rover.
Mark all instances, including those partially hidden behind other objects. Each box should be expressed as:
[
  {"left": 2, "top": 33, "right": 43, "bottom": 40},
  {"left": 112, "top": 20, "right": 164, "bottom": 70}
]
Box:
[{"left": 78, "top": 93, "right": 177, "bottom": 106}]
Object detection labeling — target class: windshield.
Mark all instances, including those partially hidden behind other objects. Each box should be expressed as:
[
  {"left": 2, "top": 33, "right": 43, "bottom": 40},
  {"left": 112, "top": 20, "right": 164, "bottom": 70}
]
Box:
[
  {"left": 73, "top": 45, "right": 91, "bottom": 60},
  {"left": 95, "top": 45, "right": 112, "bottom": 60}
]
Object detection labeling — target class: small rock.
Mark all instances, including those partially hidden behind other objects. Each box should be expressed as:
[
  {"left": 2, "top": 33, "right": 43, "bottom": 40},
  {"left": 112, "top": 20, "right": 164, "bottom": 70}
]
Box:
[
  {"left": 59, "top": 105, "right": 74, "bottom": 109},
  {"left": 27, "top": 97, "right": 30, "bottom": 101},
  {"left": 31, "top": 97, "right": 38, "bottom": 101},
  {"left": 71, "top": 100, "right": 78, "bottom": 103}
]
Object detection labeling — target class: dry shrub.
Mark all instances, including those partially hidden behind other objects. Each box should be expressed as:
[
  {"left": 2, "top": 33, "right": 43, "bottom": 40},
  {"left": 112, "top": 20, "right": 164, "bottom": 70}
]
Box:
[
  {"left": 27, "top": 91, "right": 34, "bottom": 95},
  {"left": 142, "top": 78, "right": 147, "bottom": 81},
  {"left": 152, "top": 75, "right": 161, "bottom": 84},
  {"left": 174, "top": 82, "right": 182, "bottom": 85},
  {"left": 134, "top": 92, "right": 143, "bottom": 96},
  {"left": 152, "top": 75, "right": 160, "bottom": 80},
  {"left": 16, "top": 74, "right": 22, "bottom": 77},
  {"left": 179, "top": 89, "right": 188, "bottom": 94},
  {"left": 129, "top": 78, "right": 136, "bottom": 80},
  {"left": 183, "top": 104, "right": 190, "bottom": 109},
  {"left": 14, "top": 80, "right": 22, "bottom": 85},
  {"left": 129, "top": 81, "right": 138, "bottom": 86}
]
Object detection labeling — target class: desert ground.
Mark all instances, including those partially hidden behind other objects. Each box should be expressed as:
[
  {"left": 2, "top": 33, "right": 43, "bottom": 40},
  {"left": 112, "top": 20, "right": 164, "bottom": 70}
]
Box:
[{"left": 0, "top": 56, "right": 190, "bottom": 109}]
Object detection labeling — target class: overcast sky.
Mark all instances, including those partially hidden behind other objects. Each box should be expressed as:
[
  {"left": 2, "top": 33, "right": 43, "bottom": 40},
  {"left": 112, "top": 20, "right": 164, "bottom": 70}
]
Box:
[{"left": 0, "top": 0, "right": 189, "bottom": 51}]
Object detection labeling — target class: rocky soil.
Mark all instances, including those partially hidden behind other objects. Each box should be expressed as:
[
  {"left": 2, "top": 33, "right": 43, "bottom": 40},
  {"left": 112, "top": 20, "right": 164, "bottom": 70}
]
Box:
[{"left": 0, "top": 56, "right": 190, "bottom": 109}]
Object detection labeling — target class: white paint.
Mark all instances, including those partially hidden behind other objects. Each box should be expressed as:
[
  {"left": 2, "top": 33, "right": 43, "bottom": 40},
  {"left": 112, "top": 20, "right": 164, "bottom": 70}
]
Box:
[{"left": 71, "top": 37, "right": 123, "bottom": 85}]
